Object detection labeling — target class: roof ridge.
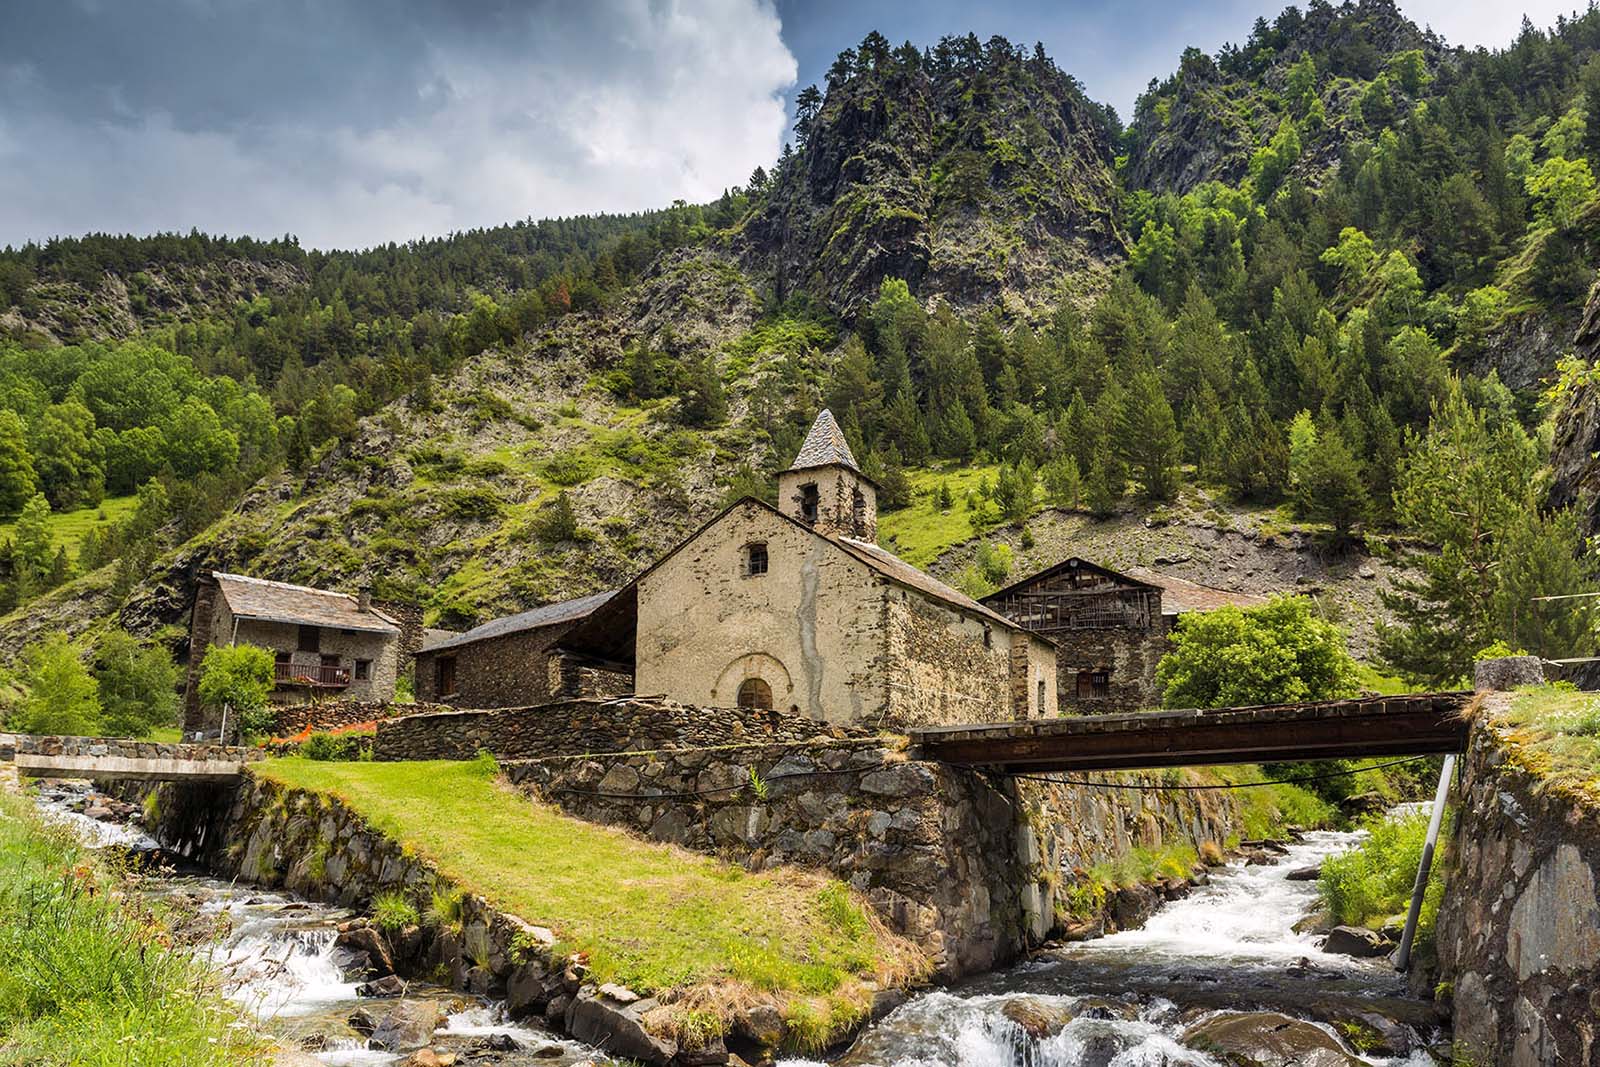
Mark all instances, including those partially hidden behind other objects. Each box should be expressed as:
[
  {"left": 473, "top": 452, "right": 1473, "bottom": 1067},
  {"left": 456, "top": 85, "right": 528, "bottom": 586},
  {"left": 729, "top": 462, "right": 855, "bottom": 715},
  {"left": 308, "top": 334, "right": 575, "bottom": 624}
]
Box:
[{"left": 215, "top": 571, "right": 357, "bottom": 601}]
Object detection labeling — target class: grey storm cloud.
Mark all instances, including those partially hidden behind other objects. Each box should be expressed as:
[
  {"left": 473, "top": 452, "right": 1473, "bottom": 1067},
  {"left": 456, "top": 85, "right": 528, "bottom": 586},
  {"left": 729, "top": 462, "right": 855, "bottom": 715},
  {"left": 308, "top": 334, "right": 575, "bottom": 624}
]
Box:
[{"left": 0, "top": 0, "right": 797, "bottom": 248}]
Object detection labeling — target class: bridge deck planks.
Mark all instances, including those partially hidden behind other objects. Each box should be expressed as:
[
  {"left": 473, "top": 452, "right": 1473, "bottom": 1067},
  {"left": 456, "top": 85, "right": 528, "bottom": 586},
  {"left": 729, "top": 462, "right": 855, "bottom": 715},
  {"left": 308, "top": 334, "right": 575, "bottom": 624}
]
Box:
[{"left": 908, "top": 692, "right": 1472, "bottom": 772}]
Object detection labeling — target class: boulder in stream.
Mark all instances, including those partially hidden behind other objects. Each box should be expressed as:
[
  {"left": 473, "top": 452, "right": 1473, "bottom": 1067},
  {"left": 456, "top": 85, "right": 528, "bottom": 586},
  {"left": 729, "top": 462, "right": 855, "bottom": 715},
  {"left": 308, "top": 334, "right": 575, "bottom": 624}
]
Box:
[
  {"left": 1183, "top": 1011, "right": 1363, "bottom": 1066},
  {"left": 1000, "top": 997, "right": 1075, "bottom": 1039},
  {"left": 370, "top": 999, "right": 447, "bottom": 1051},
  {"left": 1321, "top": 926, "right": 1392, "bottom": 958},
  {"left": 1285, "top": 865, "right": 1323, "bottom": 882}
]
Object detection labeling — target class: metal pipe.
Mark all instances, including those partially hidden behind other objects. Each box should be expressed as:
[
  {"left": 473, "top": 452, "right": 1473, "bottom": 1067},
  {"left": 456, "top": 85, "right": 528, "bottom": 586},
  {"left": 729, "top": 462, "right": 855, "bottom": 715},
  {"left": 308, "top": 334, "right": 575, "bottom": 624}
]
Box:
[{"left": 1396, "top": 752, "right": 1457, "bottom": 971}]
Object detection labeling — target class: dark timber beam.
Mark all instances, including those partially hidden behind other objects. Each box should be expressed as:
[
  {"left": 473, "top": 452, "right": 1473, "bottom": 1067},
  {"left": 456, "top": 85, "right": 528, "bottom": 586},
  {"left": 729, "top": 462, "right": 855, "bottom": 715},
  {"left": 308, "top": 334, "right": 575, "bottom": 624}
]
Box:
[{"left": 907, "top": 693, "right": 1472, "bottom": 773}]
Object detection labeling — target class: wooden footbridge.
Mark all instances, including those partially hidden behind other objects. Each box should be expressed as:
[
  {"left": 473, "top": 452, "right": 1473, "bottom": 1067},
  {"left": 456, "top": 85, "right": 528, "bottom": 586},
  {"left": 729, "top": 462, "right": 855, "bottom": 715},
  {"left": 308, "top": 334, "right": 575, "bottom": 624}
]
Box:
[
  {"left": 2, "top": 734, "right": 261, "bottom": 784},
  {"left": 908, "top": 692, "right": 1473, "bottom": 773}
]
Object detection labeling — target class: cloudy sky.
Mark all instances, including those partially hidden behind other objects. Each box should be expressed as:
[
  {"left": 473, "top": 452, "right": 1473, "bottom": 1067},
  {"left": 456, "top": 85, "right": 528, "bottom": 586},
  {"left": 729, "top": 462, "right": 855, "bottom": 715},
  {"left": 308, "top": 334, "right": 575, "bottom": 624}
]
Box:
[{"left": 0, "top": 0, "right": 1581, "bottom": 250}]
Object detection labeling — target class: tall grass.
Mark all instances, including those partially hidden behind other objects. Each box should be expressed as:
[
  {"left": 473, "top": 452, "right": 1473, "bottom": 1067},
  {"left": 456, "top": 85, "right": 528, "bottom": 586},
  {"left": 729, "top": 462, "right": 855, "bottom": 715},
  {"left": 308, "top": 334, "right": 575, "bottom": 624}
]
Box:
[
  {"left": 1319, "top": 808, "right": 1451, "bottom": 941},
  {"left": 0, "top": 791, "right": 267, "bottom": 1066}
]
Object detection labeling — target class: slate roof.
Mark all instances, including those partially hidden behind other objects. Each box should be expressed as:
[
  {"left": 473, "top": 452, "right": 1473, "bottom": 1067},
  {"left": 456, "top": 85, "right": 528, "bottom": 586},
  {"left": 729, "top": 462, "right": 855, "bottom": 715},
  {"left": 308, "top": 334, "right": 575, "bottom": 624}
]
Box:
[
  {"left": 420, "top": 590, "right": 617, "bottom": 653},
  {"left": 787, "top": 409, "right": 859, "bottom": 471},
  {"left": 1123, "top": 567, "right": 1271, "bottom": 614},
  {"left": 213, "top": 573, "right": 401, "bottom": 635},
  {"left": 836, "top": 535, "right": 1044, "bottom": 639}
]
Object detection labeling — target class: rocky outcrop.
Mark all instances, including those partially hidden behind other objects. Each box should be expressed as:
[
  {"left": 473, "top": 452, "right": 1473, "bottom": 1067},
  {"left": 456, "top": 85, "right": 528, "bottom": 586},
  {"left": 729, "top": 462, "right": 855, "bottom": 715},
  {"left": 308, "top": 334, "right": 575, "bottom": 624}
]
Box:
[
  {"left": 1436, "top": 702, "right": 1600, "bottom": 1066},
  {"left": 1547, "top": 279, "right": 1600, "bottom": 537},
  {"left": 737, "top": 36, "right": 1122, "bottom": 317},
  {"left": 1126, "top": 0, "right": 1444, "bottom": 195}
]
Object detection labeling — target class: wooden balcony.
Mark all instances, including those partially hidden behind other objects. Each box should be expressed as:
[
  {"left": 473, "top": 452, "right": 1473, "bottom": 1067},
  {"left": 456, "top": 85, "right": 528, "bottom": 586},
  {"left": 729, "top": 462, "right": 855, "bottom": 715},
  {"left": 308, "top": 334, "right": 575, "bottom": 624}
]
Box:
[{"left": 274, "top": 662, "right": 351, "bottom": 688}]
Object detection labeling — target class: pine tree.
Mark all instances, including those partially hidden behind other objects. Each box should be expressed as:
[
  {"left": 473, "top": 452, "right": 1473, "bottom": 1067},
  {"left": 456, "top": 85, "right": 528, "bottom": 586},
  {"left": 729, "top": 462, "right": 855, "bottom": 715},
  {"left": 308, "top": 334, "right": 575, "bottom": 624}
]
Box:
[
  {"left": 1296, "top": 424, "right": 1371, "bottom": 541},
  {"left": 1042, "top": 455, "right": 1082, "bottom": 509},
  {"left": 12, "top": 494, "right": 53, "bottom": 595},
  {"left": 1116, "top": 370, "right": 1183, "bottom": 501},
  {"left": 1084, "top": 454, "right": 1119, "bottom": 518}
]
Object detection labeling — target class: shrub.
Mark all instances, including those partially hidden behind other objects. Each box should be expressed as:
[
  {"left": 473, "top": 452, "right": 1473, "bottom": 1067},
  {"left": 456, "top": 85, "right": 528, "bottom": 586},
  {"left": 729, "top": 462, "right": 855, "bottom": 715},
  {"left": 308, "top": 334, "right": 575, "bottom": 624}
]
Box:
[
  {"left": 1157, "top": 595, "right": 1357, "bottom": 708},
  {"left": 426, "top": 887, "right": 464, "bottom": 928},
  {"left": 1319, "top": 808, "right": 1451, "bottom": 940},
  {"left": 9, "top": 632, "right": 102, "bottom": 735},
  {"left": 371, "top": 891, "right": 420, "bottom": 933},
  {"left": 300, "top": 730, "right": 373, "bottom": 761}
]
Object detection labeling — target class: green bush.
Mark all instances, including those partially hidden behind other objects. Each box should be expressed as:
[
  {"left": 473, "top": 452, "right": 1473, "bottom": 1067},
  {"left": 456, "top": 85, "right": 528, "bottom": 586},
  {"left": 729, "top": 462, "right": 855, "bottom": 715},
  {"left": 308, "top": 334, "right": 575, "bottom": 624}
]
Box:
[
  {"left": 300, "top": 730, "right": 373, "bottom": 761},
  {"left": 1319, "top": 808, "right": 1451, "bottom": 940},
  {"left": 370, "top": 890, "right": 420, "bottom": 934}
]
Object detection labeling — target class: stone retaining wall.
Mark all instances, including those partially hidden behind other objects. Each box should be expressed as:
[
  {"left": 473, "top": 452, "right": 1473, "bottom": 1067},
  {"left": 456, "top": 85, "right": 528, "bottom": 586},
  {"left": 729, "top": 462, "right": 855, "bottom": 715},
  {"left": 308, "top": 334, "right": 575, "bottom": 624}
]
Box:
[
  {"left": 271, "top": 700, "right": 450, "bottom": 738},
  {"left": 374, "top": 697, "right": 874, "bottom": 762},
  {"left": 151, "top": 772, "right": 878, "bottom": 1065},
  {"left": 1436, "top": 701, "right": 1600, "bottom": 1066},
  {"left": 507, "top": 740, "right": 1243, "bottom": 979}
]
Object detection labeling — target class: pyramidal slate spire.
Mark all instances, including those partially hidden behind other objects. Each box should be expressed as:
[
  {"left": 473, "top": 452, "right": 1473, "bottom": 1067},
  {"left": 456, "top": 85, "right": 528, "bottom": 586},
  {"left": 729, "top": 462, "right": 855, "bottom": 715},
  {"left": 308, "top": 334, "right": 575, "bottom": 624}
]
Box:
[{"left": 788, "top": 409, "right": 858, "bottom": 471}]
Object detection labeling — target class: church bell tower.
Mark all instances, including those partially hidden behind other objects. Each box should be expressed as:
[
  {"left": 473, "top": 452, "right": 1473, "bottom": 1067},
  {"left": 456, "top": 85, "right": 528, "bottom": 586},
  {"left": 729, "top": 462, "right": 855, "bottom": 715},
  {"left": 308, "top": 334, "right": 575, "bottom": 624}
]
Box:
[{"left": 777, "top": 410, "right": 878, "bottom": 542}]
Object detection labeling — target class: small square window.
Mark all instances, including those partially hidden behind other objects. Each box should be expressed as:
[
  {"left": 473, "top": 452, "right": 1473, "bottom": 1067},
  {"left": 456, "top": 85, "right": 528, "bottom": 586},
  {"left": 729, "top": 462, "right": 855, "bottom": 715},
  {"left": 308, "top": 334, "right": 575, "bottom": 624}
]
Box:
[
  {"left": 745, "top": 542, "right": 769, "bottom": 576},
  {"left": 354, "top": 659, "right": 371, "bottom": 681},
  {"left": 297, "top": 625, "right": 321, "bottom": 652}
]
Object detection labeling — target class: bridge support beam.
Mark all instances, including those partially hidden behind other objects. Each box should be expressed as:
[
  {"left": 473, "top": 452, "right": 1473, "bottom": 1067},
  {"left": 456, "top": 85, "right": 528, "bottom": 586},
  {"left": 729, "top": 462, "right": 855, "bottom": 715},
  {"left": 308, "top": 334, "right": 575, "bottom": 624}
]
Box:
[{"left": 1396, "top": 752, "right": 1456, "bottom": 972}]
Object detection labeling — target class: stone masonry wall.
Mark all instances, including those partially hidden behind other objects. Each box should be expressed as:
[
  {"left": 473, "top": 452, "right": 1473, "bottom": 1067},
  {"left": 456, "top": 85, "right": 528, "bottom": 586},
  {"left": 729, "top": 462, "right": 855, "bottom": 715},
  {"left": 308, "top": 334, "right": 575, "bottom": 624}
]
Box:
[
  {"left": 414, "top": 622, "right": 632, "bottom": 708},
  {"left": 506, "top": 741, "right": 1244, "bottom": 979},
  {"left": 374, "top": 697, "right": 874, "bottom": 762},
  {"left": 1052, "top": 624, "right": 1170, "bottom": 713},
  {"left": 882, "top": 592, "right": 1015, "bottom": 730},
  {"left": 1436, "top": 702, "right": 1600, "bottom": 1066},
  {"left": 270, "top": 699, "right": 451, "bottom": 738}
]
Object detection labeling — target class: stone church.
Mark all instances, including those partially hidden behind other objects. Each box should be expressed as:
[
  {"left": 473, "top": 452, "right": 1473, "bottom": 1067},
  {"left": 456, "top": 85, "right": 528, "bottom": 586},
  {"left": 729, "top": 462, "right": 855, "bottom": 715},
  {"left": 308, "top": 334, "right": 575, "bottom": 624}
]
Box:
[{"left": 561, "top": 411, "right": 1057, "bottom": 728}]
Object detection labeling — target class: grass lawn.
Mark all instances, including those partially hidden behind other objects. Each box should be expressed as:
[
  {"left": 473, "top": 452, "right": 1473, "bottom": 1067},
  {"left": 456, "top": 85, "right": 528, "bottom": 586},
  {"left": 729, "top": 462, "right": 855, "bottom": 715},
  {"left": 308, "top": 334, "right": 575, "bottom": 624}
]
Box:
[
  {"left": 255, "top": 757, "right": 922, "bottom": 1038},
  {"left": 1499, "top": 686, "right": 1600, "bottom": 807},
  {"left": 0, "top": 495, "right": 139, "bottom": 562}
]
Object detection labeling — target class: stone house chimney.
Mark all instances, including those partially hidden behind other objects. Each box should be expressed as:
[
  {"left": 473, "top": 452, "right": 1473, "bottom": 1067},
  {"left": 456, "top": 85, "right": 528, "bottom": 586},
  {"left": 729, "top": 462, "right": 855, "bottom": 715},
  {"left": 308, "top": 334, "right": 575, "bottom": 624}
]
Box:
[
  {"left": 358, "top": 588, "right": 373, "bottom": 613},
  {"left": 777, "top": 409, "right": 878, "bottom": 542}
]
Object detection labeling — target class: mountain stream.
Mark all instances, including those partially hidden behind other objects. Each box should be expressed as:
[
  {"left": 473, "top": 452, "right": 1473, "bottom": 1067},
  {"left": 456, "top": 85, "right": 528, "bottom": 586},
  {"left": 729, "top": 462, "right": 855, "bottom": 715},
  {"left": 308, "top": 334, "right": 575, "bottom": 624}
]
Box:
[{"left": 33, "top": 783, "right": 1444, "bottom": 1067}]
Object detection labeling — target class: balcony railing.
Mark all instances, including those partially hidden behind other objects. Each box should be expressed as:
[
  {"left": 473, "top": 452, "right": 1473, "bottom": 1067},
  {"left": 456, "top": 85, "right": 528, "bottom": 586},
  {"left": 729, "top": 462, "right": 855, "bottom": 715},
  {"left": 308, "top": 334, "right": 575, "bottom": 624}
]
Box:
[{"left": 273, "top": 662, "right": 351, "bottom": 688}]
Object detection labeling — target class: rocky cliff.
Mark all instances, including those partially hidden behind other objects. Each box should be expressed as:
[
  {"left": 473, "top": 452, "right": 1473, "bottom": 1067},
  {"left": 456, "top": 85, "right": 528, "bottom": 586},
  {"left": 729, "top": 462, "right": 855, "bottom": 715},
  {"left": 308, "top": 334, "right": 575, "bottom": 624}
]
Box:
[
  {"left": 736, "top": 35, "right": 1123, "bottom": 317},
  {"left": 1547, "top": 280, "right": 1600, "bottom": 536},
  {"left": 1125, "top": 0, "right": 1444, "bottom": 194}
]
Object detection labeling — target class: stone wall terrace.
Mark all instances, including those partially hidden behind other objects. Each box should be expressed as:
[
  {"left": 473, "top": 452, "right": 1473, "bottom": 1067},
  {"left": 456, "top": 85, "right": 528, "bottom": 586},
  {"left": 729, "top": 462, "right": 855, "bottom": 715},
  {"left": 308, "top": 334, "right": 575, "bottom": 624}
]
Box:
[{"left": 374, "top": 697, "right": 875, "bottom": 762}]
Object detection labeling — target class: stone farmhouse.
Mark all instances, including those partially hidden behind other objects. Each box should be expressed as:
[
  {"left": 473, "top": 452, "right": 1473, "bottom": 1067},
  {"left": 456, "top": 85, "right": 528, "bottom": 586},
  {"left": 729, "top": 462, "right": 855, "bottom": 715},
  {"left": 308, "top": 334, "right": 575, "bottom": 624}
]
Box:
[
  {"left": 181, "top": 572, "right": 403, "bottom": 735},
  {"left": 432, "top": 411, "right": 1057, "bottom": 728},
  {"left": 413, "top": 591, "right": 631, "bottom": 708},
  {"left": 981, "top": 557, "right": 1267, "bottom": 712}
]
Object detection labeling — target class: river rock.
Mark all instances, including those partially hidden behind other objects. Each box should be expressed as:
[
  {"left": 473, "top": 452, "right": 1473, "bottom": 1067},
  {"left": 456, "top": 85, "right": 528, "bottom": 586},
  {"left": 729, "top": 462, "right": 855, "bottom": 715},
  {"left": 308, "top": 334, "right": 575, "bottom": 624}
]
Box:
[
  {"left": 401, "top": 1050, "right": 456, "bottom": 1067},
  {"left": 272, "top": 1051, "right": 326, "bottom": 1067},
  {"left": 566, "top": 989, "right": 678, "bottom": 1064},
  {"left": 358, "top": 974, "right": 408, "bottom": 997},
  {"left": 1183, "top": 1011, "right": 1363, "bottom": 1066},
  {"left": 347, "top": 1008, "right": 377, "bottom": 1036},
  {"left": 733, "top": 1002, "right": 784, "bottom": 1048},
  {"left": 1001, "top": 996, "right": 1074, "bottom": 1038},
  {"left": 1111, "top": 884, "right": 1158, "bottom": 930},
  {"left": 505, "top": 959, "right": 550, "bottom": 1017},
  {"left": 1321, "top": 926, "right": 1391, "bottom": 958},
  {"left": 1285, "top": 865, "right": 1323, "bottom": 882},
  {"left": 337, "top": 925, "right": 396, "bottom": 976},
  {"left": 370, "top": 999, "right": 447, "bottom": 1051}
]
